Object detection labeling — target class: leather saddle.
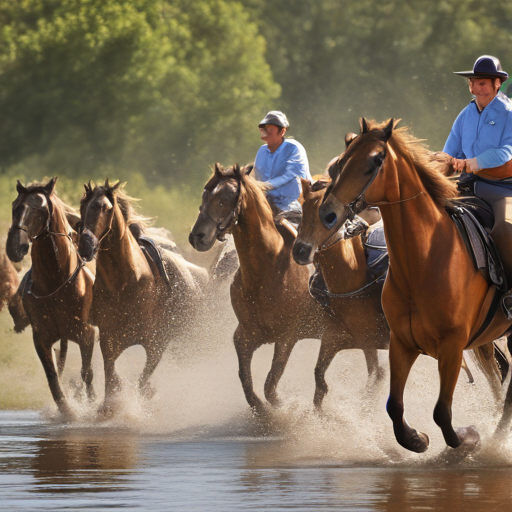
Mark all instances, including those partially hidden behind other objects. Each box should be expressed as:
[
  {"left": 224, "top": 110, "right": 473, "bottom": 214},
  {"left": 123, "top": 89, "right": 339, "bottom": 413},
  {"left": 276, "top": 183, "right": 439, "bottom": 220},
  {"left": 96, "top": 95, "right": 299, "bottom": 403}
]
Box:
[
  {"left": 446, "top": 198, "right": 507, "bottom": 292},
  {"left": 139, "top": 235, "right": 173, "bottom": 286}
]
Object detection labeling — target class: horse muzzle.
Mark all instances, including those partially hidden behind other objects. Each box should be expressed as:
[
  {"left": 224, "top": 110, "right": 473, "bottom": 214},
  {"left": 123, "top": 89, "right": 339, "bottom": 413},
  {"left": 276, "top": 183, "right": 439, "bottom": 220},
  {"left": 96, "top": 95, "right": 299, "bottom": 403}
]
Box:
[
  {"left": 292, "top": 240, "right": 315, "bottom": 265},
  {"left": 78, "top": 229, "right": 99, "bottom": 262},
  {"left": 189, "top": 215, "right": 217, "bottom": 252},
  {"left": 5, "top": 227, "right": 29, "bottom": 263},
  {"left": 318, "top": 195, "right": 348, "bottom": 231}
]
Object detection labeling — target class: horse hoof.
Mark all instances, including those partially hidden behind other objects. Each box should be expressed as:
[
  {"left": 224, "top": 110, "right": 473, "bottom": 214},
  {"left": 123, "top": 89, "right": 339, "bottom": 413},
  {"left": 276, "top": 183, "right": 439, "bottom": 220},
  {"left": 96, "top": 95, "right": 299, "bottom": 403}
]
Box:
[
  {"left": 455, "top": 425, "right": 481, "bottom": 451},
  {"left": 403, "top": 430, "right": 430, "bottom": 453}
]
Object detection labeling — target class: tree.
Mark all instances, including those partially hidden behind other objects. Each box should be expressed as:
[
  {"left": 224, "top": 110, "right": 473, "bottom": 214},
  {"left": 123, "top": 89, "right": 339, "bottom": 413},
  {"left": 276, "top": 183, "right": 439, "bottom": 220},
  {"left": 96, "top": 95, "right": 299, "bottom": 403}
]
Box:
[{"left": 0, "top": 0, "right": 280, "bottom": 183}]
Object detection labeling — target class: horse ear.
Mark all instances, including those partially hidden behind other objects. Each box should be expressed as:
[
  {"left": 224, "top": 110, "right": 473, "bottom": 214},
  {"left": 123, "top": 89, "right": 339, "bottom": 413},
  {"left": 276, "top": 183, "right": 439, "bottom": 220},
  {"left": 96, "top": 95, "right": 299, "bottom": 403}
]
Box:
[
  {"left": 382, "top": 118, "right": 394, "bottom": 142},
  {"left": 233, "top": 163, "right": 241, "bottom": 177},
  {"left": 360, "top": 118, "right": 370, "bottom": 134},
  {"left": 44, "top": 176, "right": 58, "bottom": 195},
  {"left": 111, "top": 181, "right": 121, "bottom": 192},
  {"left": 243, "top": 163, "right": 254, "bottom": 175},
  {"left": 214, "top": 162, "right": 223, "bottom": 175},
  {"left": 16, "top": 180, "right": 27, "bottom": 195},
  {"left": 300, "top": 178, "right": 311, "bottom": 198},
  {"left": 345, "top": 133, "right": 357, "bottom": 148},
  {"left": 84, "top": 181, "right": 92, "bottom": 195}
]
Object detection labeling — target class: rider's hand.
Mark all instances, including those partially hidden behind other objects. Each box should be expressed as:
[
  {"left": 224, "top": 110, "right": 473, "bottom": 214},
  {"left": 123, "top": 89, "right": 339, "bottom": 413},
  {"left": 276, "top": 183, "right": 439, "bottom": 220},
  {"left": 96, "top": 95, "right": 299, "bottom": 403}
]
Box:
[
  {"left": 465, "top": 157, "right": 479, "bottom": 173},
  {"left": 452, "top": 158, "right": 466, "bottom": 172}
]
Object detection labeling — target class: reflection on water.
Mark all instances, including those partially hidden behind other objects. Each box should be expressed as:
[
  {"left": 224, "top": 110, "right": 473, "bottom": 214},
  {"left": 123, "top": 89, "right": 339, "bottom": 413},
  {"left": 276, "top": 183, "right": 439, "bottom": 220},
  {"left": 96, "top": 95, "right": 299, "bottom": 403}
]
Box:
[{"left": 1, "top": 411, "right": 512, "bottom": 511}]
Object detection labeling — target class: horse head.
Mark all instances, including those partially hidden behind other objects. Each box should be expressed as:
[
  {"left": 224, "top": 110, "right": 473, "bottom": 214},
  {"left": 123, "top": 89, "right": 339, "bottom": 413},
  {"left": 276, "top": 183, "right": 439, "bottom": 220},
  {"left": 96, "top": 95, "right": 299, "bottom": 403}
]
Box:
[
  {"left": 78, "top": 179, "right": 121, "bottom": 262},
  {"left": 293, "top": 177, "right": 332, "bottom": 265},
  {"left": 318, "top": 118, "right": 394, "bottom": 232},
  {"left": 6, "top": 177, "right": 58, "bottom": 263},
  {"left": 189, "top": 163, "right": 252, "bottom": 252}
]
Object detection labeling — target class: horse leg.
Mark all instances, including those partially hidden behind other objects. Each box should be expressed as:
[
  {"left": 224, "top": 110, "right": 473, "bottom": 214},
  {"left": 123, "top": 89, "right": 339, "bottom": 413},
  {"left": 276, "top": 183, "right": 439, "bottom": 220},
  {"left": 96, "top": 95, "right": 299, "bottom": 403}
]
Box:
[
  {"left": 496, "top": 375, "right": 512, "bottom": 432},
  {"left": 55, "top": 339, "right": 68, "bottom": 376},
  {"left": 386, "top": 334, "right": 428, "bottom": 453},
  {"left": 33, "top": 332, "right": 73, "bottom": 419},
  {"left": 313, "top": 335, "right": 340, "bottom": 408},
  {"left": 264, "top": 338, "right": 296, "bottom": 407},
  {"left": 100, "top": 336, "right": 123, "bottom": 414},
  {"left": 461, "top": 356, "right": 474, "bottom": 384},
  {"left": 138, "top": 345, "right": 164, "bottom": 399},
  {"left": 234, "top": 327, "right": 264, "bottom": 411},
  {"left": 79, "top": 326, "right": 96, "bottom": 401},
  {"left": 434, "top": 348, "right": 479, "bottom": 449}
]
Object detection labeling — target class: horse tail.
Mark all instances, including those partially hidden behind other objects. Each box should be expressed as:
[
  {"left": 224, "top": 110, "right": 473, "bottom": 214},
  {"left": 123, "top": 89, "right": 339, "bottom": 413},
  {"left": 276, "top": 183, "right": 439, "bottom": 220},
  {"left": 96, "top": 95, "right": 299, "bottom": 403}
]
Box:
[{"left": 469, "top": 343, "right": 504, "bottom": 402}]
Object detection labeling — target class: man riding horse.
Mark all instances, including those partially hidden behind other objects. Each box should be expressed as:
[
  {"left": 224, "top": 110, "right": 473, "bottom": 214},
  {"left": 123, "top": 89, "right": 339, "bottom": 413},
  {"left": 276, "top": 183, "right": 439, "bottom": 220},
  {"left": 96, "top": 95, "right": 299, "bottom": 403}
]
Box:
[
  {"left": 254, "top": 111, "right": 312, "bottom": 225},
  {"left": 438, "top": 55, "right": 512, "bottom": 317}
]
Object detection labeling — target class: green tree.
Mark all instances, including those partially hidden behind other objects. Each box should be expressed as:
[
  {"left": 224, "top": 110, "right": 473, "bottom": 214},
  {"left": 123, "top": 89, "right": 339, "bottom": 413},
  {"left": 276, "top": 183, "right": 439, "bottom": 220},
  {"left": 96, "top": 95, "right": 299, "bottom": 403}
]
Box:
[
  {"left": 0, "top": 0, "right": 279, "bottom": 183},
  {"left": 242, "top": 0, "right": 512, "bottom": 170}
]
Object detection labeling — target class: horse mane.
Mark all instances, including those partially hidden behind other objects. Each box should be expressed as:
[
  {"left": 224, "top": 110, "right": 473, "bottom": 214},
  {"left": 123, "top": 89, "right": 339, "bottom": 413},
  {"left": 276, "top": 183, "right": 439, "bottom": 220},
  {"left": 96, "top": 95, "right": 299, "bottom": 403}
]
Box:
[
  {"left": 113, "top": 187, "right": 152, "bottom": 231},
  {"left": 216, "top": 164, "right": 275, "bottom": 219},
  {"left": 368, "top": 120, "right": 458, "bottom": 207}
]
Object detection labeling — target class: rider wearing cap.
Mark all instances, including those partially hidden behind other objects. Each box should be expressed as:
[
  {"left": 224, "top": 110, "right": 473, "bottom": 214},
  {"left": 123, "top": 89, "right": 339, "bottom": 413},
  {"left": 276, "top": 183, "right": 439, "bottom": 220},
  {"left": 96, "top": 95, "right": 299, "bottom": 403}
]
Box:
[
  {"left": 440, "top": 55, "right": 512, "bottom": 315},
  {"left": 254, "top": 111, "right": 312, "bottom": 224}
]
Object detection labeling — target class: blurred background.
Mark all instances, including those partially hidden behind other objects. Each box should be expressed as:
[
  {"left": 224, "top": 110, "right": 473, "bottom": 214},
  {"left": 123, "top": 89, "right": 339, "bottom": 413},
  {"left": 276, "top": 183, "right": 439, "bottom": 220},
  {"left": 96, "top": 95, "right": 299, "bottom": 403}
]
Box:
[{"left": 1, "top": 0, "right": 512, "bottom": 244}]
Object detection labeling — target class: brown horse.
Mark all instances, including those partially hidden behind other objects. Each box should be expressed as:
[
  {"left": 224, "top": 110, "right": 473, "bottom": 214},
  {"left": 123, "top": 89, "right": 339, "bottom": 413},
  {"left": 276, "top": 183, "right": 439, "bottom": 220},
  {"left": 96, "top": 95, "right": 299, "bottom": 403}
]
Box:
[
  {"left": 5, "top": 178, "right": 96, "bottom": 418},
  {"left": 317, "top": 119, "right": 512, "bottom": 453},
  {"left": 78, "top": 180, "right": 208, "bottom": 412},
  {"left": 189, "top": 163, "right": 326, "bottom": 410},
  {"left": 294, "top": 176, "right": 501, "bottom": 408},
  {"left": 293, "top": 177, "right": 389, "bottom": 406}
]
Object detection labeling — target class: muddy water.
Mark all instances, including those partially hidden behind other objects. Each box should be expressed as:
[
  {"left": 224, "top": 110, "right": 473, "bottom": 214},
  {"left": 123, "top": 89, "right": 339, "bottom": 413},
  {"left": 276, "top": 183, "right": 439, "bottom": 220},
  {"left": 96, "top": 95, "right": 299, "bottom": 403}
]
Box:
[{"left": 2, "top": 306, "right": 512, "bottom": 510}]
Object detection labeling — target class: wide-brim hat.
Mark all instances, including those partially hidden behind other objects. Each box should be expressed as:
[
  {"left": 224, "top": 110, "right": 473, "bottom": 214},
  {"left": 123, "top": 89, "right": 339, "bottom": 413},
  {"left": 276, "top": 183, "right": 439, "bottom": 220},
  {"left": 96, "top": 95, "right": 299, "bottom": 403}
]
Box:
[
  {"left": 258, "top": 111, "right": 289, "bottom": 129},
  {"left": 454, "top": 55, "right": 508, "bottom": 81}
]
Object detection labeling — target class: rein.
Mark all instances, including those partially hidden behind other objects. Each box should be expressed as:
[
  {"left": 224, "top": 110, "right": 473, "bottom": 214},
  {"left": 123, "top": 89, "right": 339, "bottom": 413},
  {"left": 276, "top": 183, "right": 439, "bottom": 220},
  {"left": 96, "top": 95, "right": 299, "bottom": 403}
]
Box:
[{"left": 311, "top": 270, "right": 387, "bottom": 300}]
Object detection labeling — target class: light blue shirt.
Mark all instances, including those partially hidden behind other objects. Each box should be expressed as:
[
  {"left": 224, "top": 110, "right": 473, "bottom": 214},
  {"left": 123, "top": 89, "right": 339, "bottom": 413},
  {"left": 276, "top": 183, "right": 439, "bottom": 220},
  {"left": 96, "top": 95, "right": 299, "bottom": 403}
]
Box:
[
  {"left": 254, "top": 138, "right": 311, "bottom": 211},
  {"left": 443, "top": 92, "right": 512, "bottom": 169}
]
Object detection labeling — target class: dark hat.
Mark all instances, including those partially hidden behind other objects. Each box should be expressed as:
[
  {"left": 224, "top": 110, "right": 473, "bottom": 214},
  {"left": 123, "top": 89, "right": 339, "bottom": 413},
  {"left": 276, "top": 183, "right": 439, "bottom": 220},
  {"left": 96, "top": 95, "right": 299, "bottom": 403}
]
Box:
[
  {"left": 258, "top": 111, "right": 289, "bottom": 129},
  {"left": 454, "top": 55, "right": 508, "bottom": 81}
]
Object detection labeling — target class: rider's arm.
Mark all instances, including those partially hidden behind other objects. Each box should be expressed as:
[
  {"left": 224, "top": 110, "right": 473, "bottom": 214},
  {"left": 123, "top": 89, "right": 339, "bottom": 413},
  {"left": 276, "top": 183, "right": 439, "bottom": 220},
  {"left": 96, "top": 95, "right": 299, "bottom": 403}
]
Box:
[
  {"left": 443, "top": 110, "right": 466, "bottom": 160},
  {"left": 475, "top": 111, "right": 512, "bottom": 170}
]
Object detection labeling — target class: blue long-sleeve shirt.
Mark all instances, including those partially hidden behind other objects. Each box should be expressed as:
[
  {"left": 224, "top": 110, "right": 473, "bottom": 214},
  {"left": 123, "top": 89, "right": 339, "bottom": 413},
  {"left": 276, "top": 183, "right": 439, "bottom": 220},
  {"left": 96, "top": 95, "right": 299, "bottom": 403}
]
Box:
[
  {"left": 254, "top": 138, "right": 311, "bottom": 211},
  {"left": 443, "top": 92, "right": 512, "bottom": 169}
]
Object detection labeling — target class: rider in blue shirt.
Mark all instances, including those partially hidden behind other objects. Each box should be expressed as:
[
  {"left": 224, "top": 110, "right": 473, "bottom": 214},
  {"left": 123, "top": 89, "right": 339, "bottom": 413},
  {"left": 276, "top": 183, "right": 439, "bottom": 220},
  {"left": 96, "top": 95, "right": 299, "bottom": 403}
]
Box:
[
  {"left": 440, "top": 55, "right": 512, "bottom": 316},
  {"left": 254, "top": 111, "right": 311, "bottom": 223}
]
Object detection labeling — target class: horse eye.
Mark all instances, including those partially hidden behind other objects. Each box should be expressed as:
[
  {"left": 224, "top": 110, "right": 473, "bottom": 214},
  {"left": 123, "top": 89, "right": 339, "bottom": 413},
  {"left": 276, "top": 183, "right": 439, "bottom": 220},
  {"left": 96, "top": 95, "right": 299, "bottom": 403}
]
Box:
[{"left": 373, "top": 152, "right": 385, "bottom": 167}]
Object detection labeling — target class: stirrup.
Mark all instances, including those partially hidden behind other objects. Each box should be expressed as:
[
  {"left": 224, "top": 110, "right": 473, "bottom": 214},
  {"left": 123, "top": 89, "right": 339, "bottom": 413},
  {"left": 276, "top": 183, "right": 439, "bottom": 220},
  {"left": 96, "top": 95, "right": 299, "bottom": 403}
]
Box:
[{"left": 501, "top": 292, "right": 512, "bottom": 321}]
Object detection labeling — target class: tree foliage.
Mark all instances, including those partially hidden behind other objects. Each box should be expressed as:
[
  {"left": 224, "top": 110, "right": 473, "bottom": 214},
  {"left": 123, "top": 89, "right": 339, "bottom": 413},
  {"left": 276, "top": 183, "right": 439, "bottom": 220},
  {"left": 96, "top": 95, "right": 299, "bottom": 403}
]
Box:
[{"left": 0, "top": 0, "right": 279, "bottom": 182}]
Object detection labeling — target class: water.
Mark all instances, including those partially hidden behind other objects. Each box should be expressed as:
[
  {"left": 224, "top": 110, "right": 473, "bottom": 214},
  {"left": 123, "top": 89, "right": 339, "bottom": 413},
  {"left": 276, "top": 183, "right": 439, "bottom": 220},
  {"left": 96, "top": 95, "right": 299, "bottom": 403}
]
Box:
[{"left": 2, "top": 306, "right": 512, "bottom": 511}]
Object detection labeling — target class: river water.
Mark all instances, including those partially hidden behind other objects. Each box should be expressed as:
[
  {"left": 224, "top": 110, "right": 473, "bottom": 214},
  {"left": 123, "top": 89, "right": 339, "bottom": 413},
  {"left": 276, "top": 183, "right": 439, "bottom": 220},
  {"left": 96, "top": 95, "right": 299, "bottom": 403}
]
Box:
[{"left": 2, "top": 307, "right": 512, "bottom": 511}]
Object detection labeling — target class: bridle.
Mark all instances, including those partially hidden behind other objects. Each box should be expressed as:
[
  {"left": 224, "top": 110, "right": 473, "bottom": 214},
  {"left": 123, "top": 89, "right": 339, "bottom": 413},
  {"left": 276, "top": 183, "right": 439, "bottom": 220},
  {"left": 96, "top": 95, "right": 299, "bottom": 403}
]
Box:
[{"left": 202, "top": 179, "right": 243, "bottom": 241}]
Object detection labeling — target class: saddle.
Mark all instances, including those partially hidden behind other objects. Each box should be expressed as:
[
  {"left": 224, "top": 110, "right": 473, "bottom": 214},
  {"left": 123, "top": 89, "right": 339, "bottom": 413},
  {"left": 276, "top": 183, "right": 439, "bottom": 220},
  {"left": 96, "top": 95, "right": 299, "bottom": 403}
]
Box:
[
  {"left": 139, "top": 235, "right": 172, "bottom": 286},
  {"left": 363, "top": 224, "right": 389, "bottom": 282},
  {"left": 446, "top": 198, "right": 507, "bottom": 292}
]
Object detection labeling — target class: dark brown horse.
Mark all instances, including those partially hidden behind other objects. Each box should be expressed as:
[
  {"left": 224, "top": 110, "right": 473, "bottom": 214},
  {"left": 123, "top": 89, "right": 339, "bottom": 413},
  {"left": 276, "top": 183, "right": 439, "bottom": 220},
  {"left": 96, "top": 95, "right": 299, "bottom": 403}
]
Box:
[
  {"left": 78, "top": 180, "right": 208, "bottom": 412},
  {"left": 317, "top": 119, "right": 511, "bottom": 453},
  {"left": 5, "top": 178, "right": 96, "bottom": 418},
  {"left": 189, "top": 163, "right": 326, "bottom": 410}
]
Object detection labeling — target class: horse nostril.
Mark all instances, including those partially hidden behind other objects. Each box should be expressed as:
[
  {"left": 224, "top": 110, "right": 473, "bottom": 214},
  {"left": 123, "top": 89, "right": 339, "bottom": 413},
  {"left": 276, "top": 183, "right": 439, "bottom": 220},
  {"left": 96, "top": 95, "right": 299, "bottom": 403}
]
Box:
[{"left": 325, "top": 212, "right": 337, "bottom": 226}]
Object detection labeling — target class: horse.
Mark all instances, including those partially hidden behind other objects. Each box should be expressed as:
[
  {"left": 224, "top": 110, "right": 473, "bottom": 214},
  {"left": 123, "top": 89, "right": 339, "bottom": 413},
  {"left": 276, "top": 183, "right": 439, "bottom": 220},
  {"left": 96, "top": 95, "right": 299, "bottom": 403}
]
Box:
[
  {"left": 5, "top": 178, "right": 96, "bottom": 418},
  {"left": 294, "top": 176, "right": 501, "bottom": 408},
  {"left": 78, "top": 180, "right": 208, "bottom": 412},
  {"left": 293, "top": 177, "right": 389, "bottom": 406},
  {"left": 316, "top": 119, "right": 512, "bottom": 453},
  {"left": 189, "top": 163, "right": 326, "bottom": 410}
]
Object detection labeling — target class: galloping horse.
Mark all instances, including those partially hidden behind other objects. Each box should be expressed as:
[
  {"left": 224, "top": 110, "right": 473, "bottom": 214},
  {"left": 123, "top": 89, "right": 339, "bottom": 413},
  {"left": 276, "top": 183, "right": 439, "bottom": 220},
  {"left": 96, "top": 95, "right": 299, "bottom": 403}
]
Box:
[
  {"left": 6, "top": 178, "right": 96, "bottom": 418},
  {"left": 295, "top": 176, "right": 500, "bottom": 408},
  {"left": 317, "top": 119, "right": 511, "bottom": 453},
  {"left": 293, "top": 178, "right": 389, "bottom": 406},
  {"left": 78, "top": 180, "right": 208, "bottom": 412},
  {"left": 189, "top": 163, "right": 326, "bottom": 410}
]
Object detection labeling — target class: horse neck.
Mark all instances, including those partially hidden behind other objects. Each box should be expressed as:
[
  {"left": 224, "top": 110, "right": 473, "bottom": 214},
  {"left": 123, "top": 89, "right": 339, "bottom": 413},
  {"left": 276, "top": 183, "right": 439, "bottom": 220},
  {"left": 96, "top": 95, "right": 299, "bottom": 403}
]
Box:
[
  {"left": 317, "top": 236, "right": 367, "bottom": 293},
  {"left": 232, "top": 182, "right": 284, "bottom": 279},
  {"left": 375, "top": 151, "right": 452, "bottom": 277},
  {"left": 31, "top": 202, "right": 76, "bottom": 284},
  {"left": 96, "top": 204, "right": 150, "bottom": 288}
]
